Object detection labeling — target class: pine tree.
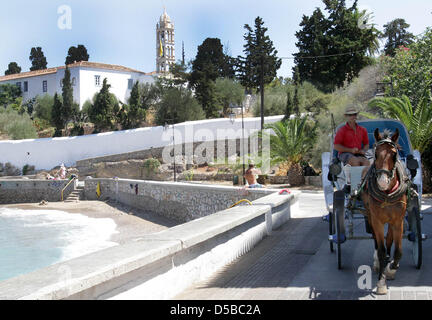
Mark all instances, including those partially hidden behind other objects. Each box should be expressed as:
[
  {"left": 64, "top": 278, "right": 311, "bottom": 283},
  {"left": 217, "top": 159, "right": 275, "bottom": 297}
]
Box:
[
  {"left": 65, "top": 45, "right": 90, "bottom": 65},
  {"left": 29, "top": 47, "right": 48, "bottom": 71},
  {"left": 5, "top": 62, "right": 21, "bottom": 75},
  {"left": 237, "top": 16, "right": 282, "bottom": 130},
  {"left": 190, "top": 38, "right": 234, "bottom": 118},
  {"left": 293, "top": 0, "right": 379, "bottom": 92},
  {"left": 382, "top": 19, "right": 414, "bottom": 57}
]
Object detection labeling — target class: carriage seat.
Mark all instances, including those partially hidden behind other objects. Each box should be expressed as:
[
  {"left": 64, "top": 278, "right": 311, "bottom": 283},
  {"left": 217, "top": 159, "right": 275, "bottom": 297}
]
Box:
[{"left": 343, "top": 165, "right": 367, "bottom": 196}]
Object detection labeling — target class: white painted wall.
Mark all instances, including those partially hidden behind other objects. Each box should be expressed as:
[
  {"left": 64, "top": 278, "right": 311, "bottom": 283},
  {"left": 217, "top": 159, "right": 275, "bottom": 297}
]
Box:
[
  {"left": 0, "top": 67, "right": 155, "bottom": 109},
  {"left": 55, "top": 68, "right": 81, "bottom": 105},
  {"left": 78, "top": 68, "right": 155, "bottom": 107},
  {"left": 0, "top": 116, "right": 284, "bottom": 170},
  {"left": 1, "top": 73, "right": 57, "bottom": 102}
]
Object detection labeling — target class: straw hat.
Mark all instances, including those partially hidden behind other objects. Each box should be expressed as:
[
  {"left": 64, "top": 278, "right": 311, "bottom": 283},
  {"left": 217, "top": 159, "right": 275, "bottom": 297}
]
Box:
[{"left": 344, "top": 105, "right": 359, "bottom": 115}]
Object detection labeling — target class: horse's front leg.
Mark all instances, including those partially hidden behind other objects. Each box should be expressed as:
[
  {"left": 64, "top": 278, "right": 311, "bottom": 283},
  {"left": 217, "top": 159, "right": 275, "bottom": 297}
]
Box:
[
  {"left": 385, "top": 220, "right": 403, "bottom": 280},
  {"left": 386, "top": 226, "right": 393, "bottom": 259},
  {"left": 371, "top": 217, "right": 388, "bottom": 295},
  {"left": 371, "top": 228, "right": 379, "bottom": 273}
]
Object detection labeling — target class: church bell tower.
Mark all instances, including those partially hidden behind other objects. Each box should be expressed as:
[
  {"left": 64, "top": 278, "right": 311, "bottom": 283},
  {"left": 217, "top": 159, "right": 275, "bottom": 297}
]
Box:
[{"left": 156, "top": 8, "right": 175, "bottom": 73}]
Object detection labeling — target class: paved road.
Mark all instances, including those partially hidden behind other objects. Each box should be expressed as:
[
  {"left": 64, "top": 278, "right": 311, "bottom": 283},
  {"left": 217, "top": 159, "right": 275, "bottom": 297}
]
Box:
[{"left": 174, "top": 191, "right": 432, "bottom": 300}]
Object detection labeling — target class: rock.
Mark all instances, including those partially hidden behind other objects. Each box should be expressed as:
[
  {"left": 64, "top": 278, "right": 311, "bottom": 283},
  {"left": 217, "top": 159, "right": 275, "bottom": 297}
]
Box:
[{"left": 35, "top": 171, "right": 49, "bottom": 179}]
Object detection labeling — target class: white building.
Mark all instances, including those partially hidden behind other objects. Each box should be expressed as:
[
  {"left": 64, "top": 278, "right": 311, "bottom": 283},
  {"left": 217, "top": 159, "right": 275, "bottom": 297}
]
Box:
[
  {"left": 0, "top": 61, "right": 156, "bottom": 109},
  {"left": 0, "top": 9, "right": 182, "bottom": 108}
]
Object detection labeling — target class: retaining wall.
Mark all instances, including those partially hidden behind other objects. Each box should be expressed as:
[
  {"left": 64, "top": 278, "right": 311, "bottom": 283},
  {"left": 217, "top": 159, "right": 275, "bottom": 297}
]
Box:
[
  {"left": 0, "top": 116, "right": 283, "bottom": 171},
  {"left": 84, "top": 178, "right": 277, "bottom": 222},
  {"left": 0, "top": 179, "right": 73, "bottom": 204},
  {"left": 0, "top": 187, "right": 299, "bottom": 300}
]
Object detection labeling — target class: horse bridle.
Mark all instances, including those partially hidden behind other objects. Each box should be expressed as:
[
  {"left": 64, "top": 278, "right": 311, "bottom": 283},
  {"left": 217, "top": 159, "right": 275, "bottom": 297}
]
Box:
[{"left": 373, "top": 138, "right": 398, "bottom": 180}]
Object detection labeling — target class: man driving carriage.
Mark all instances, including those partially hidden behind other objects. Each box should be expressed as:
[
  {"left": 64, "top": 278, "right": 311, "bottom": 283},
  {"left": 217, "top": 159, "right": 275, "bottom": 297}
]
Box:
[{"left": 334, "top": 105, "right": 370, "bottom": 167}]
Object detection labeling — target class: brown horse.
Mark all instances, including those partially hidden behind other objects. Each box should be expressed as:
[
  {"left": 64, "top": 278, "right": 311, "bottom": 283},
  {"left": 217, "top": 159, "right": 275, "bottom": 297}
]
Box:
[{"left": 361, "top": 128, "right": 409, "bottom": 295}]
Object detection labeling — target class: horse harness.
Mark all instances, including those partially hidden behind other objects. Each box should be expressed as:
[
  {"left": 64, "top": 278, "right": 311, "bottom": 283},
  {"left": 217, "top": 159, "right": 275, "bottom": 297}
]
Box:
[{"left": 357, "top": 138, "right": 410, "bottom": 208}]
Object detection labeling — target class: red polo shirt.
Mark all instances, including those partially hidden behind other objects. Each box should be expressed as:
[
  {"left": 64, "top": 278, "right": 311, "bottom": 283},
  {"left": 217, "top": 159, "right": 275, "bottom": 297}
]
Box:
[{"left": 334, "top": 122, "right": 369, "bottom": 154}]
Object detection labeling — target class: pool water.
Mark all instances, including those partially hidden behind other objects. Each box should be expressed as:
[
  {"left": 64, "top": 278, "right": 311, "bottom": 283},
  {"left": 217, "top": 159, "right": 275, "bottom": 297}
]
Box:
[{"left": 0, "top": 208, "right": 118, "bottom": 282}]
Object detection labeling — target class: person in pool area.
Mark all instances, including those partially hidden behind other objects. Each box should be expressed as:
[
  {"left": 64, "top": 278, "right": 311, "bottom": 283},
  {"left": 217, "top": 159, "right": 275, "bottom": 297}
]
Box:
[
  {"left": 334, "top": 105, "right": 370, "bottom": 167},
  {"left": 58, "top": 163, "right": 67, "bottom": 179},
  {"left": 244, "top": 163, "right": 264, "bottom": 188}
]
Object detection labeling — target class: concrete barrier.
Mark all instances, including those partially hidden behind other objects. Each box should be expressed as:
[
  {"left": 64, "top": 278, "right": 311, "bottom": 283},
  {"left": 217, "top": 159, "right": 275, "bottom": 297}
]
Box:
[
  {"left": 0, "top": 184, "right": 299, "bottom": 300},
  {"left": 84, "top": 178, "right": 277, "bottom": 222}
]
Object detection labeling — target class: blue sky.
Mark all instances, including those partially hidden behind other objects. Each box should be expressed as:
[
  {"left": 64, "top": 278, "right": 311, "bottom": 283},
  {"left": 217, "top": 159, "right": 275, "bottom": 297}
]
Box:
[{"left": 1, "top": 0, "right": 431, "bottom": 78}]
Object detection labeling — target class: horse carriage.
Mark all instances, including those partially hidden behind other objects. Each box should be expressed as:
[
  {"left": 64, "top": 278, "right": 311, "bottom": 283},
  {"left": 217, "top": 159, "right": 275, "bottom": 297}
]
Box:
[{"left": 321, "top": 119, "right": 427, "bottom": 294}]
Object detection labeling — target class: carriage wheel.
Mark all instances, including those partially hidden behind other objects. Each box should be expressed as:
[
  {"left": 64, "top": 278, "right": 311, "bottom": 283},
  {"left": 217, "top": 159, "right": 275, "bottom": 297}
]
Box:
[
  {"left": 329, "top": 211, "right": 334, "bottom": 252},
  {"left": 411, "top": 206, "right": 422, "bottom": 269},
  {"left": 334, "top": 190, "right": 345, "bottom": 270}
]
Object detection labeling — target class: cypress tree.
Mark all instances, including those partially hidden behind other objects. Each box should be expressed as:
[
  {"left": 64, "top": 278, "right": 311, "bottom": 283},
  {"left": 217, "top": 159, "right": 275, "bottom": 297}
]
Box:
[
  {"left": 284, "top": 90, "right": 293, "bottom": 120},
  {"left": 61, "top": 66, "right": 76, "bottom": 130},
  {"left": 125, "top": 81, "right": 145, "bottom": 129},
  {"left": 52, "top": 93, "right": 63, "bottom": 137},
  {"left": 293, "top": 68, "right": 300, "bottom": 116}
]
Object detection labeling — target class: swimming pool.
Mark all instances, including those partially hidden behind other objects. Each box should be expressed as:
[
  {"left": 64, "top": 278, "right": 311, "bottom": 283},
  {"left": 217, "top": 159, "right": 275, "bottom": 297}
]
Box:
[{"left": 0, "top": 208, "right": 118, "bottom": 282}]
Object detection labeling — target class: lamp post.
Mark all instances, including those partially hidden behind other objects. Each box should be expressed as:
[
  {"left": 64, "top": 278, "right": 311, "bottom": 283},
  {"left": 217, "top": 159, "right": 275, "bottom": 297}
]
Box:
[
  {"left": 164, "top": 121, "right": 176, "bottom": 182},
  {"left": 229, "top": 104, "right": 246, "bottom": 185}
]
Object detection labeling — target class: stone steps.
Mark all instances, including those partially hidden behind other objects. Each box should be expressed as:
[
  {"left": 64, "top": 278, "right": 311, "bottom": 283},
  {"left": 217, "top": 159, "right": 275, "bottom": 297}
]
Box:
[{"left": 64, "top": 186, "right": 84, "bottom": 203}]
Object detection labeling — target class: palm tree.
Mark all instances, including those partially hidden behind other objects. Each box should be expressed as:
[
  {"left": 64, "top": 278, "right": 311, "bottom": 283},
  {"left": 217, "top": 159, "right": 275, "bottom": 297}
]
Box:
[
  {"left": 368, "top": 95, "right": 432, "bottom": 153},
  {"left": 263, "top": 116, "right": 317, "bottom": 186}
]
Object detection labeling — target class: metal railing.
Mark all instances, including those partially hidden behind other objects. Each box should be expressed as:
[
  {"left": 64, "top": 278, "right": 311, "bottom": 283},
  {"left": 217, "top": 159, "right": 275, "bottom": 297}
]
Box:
[
  {"left": 61, "top": 177, "right": 77, "bottom": 201},
  {"left": 229, "top": 199, "right": 252, "bottom": 208}
]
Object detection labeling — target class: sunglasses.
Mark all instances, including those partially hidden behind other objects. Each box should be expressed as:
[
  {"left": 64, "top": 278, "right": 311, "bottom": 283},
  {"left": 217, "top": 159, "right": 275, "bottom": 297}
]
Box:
[{"left": 346, "top": 113, "right": 358, "bottom": 117}]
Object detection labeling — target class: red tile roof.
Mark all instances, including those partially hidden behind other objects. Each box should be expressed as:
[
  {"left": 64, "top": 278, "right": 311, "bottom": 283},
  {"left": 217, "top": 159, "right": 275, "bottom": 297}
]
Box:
[{"left": 0, "top": 61, "right": 156, "bottom": 82}]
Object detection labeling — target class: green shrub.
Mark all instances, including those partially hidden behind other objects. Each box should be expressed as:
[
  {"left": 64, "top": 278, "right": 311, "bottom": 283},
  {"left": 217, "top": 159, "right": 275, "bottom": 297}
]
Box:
[
  {"left": 143, "top": 158, "right": 161, "bottom": 175},
  {"left": 0, "top": 106, "right": 38, "bottom": 139},
  {"left": 33, "top": 94, "right": 54, "bottom": 123},
  {"left": 183, "top": 169, "right": 194, "bottom": 181},
  {"left": 155, "top": 87, "right": 205, "bottom": 126}
]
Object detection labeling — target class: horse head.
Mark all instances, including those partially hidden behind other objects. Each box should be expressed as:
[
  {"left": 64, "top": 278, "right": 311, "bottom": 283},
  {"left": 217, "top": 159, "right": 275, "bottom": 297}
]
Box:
[{"left": 373, "top": 128, "right": 400, "bottom": 191}]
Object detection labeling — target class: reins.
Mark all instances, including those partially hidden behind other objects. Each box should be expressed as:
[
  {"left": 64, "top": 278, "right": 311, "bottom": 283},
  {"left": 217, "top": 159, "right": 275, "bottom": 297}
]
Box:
[{"left": 358, "top": 138, "right": 410, "bottom": 205}]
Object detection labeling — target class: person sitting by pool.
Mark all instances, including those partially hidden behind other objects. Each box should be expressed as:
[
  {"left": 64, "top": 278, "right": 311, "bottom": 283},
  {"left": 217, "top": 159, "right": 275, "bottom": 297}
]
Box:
[{"left": 244, "top": 163, "right": 264, "bottom": 188}]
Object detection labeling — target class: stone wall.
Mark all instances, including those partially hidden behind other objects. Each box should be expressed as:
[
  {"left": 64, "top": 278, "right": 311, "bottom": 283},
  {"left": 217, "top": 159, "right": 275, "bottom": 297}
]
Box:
[
  {"left": 84, "top": 178, "right": 276, "bottom": 222},
  {"left": 74, "top": 138, "right": 323, "bottom": 188},
  {"left": 0, "top": 179, "right": 73, "bottom": 204},
  {"left": 75, "top": 138, "right": 251, "bottom": 179}
]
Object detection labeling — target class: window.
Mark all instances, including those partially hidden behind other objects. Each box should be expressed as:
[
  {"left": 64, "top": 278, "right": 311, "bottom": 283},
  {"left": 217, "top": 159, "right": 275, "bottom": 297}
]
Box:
[
  {"left": 42, "top": 80, "right": 47, "bottom": 93},
  {"left": 128, "top": 79, "right": 133, "bottom": 90},
  {"left": 95, "top": 75, "right": 101, "bottom": 86},
  {"left": 16, "top": 82, "right": 22, "bottom": 91},
  {"left": 72, "top": 77, "right": 76, "bottom": 86},
  {"left": 24, "top": 81, "right": 28, "bottom": 92}
]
